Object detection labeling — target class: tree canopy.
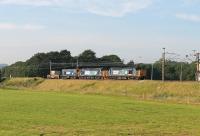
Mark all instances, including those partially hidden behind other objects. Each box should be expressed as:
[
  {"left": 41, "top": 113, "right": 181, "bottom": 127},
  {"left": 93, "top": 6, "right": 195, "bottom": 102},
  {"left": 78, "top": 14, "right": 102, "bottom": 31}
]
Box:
[
  {"left": 78, "top": 49, "right": 97, "bottom": 62},
  {"left": 1, "top": 49, "right": 197, "bottom": 81},
  {"left": 2, "top": 49, "right": 122, "bottom": 77},
  {"left": 100, "top": 55, "right": 122, "bottom": 62},
  {"left": 138, "top": 60, "right": 196, "bottom": 81}
]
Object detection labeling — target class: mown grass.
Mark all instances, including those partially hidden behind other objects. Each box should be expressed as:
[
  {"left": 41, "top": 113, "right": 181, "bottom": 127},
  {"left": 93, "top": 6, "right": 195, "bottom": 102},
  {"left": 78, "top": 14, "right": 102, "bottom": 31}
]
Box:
[{"left": 0, "top": 89, "right": 200, "bottom": 136}]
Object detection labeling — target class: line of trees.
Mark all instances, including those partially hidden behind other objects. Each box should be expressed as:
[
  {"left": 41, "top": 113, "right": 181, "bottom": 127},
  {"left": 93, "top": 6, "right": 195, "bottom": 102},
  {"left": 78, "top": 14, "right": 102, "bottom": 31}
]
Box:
[
  {"left": 1, "top": 49, "right": 197, "bottom": 81},
  {"left": 2, "top": 49, "right": 122, "bottom": 78},
  {"left": 138, "top": 60, "right": 196, "bottom": 81}
]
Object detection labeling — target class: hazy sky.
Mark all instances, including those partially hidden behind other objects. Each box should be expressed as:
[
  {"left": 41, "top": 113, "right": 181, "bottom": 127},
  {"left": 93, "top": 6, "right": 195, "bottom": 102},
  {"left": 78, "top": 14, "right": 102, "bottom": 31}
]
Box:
[{"left": 0, "top": 0, "right": 200, "bottom": 64}]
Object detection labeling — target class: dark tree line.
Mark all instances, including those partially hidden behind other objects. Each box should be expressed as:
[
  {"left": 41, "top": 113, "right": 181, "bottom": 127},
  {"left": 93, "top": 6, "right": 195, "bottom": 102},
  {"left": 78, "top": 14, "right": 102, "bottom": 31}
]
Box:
[
  {"left": 138, "top": 60, "right": 196, "bottom": 81},
  {"left": 2, "top": 49, "right": 197, "bottom": 81},
  {"left": 2, "top": 49, "right": 122, "bottom": 78}
]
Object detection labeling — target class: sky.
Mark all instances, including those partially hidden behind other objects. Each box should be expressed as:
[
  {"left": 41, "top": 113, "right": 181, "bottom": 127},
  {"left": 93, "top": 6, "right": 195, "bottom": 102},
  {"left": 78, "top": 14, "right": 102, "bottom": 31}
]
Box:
[{"left": 0, "top": 0, "right": 200, "bottom": 64}]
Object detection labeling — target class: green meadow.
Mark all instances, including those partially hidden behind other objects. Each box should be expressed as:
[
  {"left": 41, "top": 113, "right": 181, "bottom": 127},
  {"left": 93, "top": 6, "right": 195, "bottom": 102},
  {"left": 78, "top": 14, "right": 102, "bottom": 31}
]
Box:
[{"left": 0, "top": 78, "right": 200, "bottom": 135}]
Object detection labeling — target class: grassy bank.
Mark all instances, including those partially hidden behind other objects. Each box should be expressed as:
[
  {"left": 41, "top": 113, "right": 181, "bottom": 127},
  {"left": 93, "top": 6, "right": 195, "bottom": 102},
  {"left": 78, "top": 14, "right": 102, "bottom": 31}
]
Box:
[
  {"left": 1, "top": 78, "right": 200, "bottom": 104},
  {"left": 0, "top": 78, "right": 44, "bottom": 89},
  {"left": 0, "top": 89, "right": 200, "bottom": 136},
  {"left": 36, "top": 79, "right": 200, "bottom": 104}
]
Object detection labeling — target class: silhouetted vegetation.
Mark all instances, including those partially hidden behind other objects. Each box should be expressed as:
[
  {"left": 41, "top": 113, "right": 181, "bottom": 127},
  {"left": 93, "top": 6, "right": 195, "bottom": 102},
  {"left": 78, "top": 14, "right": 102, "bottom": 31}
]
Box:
[
  {"left": 2, "top": 49, "right": 123, "bottom": 78},
  {"left": 2, "top": 49, "right": 196, "bottom": 81},
  {"left": 138, "top": 60, "right": 196, "bottom": 81}
]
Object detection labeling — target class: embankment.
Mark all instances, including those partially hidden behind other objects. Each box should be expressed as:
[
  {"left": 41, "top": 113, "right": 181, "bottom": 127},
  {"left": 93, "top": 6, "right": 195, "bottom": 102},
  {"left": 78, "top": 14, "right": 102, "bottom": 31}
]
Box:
[{"left": 1, "top": 78, "right": 200, "bottom": 104}]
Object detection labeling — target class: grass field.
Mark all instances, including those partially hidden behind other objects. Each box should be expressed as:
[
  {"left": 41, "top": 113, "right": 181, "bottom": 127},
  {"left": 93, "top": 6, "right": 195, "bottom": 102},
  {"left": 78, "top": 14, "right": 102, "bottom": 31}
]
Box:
[
  {"left": 0, "top": 89, "right": 200, "bottom": 136},
  {"left": 1, "top": 78, "right": 200, "bottom": 135},
  {"left": 2, "top": 78, "right": 200, "bottom": 104}
]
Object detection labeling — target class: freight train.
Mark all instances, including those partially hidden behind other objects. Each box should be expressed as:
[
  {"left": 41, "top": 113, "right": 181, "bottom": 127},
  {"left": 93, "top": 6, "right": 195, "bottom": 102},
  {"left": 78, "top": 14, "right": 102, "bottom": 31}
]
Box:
[
  {"left": 47, "top": 62, "right": 146, "bottom": 80},
  {"left": 58, "top": 67, "right": 146, "bottom": 80}
]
